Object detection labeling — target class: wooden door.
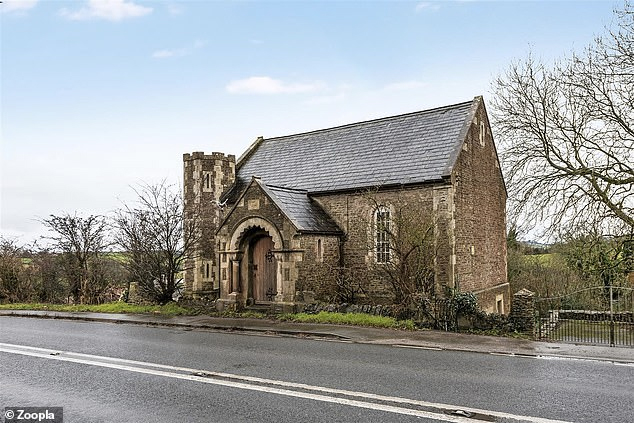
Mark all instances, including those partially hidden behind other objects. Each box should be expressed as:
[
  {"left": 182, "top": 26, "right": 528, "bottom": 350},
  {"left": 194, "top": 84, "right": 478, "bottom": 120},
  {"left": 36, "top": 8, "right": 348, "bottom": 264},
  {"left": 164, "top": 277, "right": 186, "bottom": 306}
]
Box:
[{"left": 252, "top": 236, "right": 277, "bottom": 302}]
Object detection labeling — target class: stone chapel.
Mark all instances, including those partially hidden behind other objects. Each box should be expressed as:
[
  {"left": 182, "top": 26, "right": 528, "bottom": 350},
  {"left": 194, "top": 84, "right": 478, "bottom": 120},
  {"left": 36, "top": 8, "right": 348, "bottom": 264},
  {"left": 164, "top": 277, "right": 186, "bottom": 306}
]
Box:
[{"left": 182, "top": 96, "right": 509, "bottom": 313}]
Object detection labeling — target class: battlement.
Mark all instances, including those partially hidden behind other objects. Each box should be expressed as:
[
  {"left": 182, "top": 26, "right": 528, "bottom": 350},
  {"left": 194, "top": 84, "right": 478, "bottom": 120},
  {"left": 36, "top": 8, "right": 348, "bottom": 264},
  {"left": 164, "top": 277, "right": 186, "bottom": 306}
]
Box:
[
  {"left": 183, "top": 151, "right": 236, "bottom": 162},
  {"left": 183, "top": 151, "right": 236, "bottom": 201}
]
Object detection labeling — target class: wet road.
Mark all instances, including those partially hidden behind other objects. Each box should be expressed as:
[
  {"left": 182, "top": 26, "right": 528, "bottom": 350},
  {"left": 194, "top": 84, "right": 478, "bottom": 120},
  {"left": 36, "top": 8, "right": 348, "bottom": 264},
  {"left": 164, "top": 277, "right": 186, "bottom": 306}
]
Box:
[{"left": 1, "top": 317, "right": 633, "bottom": 422}]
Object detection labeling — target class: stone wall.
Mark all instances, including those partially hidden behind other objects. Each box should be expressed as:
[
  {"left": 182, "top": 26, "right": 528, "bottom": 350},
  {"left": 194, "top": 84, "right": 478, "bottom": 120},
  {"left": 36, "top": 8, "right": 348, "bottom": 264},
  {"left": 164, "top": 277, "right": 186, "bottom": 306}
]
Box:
[
  {"left": 558, "top": 310, "right": 634, "bottom": 322},
  {"left": 509, "top": 289, "right": 535, "bottom": 335},
  {"left": 452, "top": 99, "right": 510, "bottom": 313},
  {"left": 300, "top": 302, "right": 404, "bottom": 318},
  {"left": 472, "top": 283, "right": 511, "bottom": 314},
  {"left": 295, "top": 235, "right": 341, "bottom": 302},
  {"left": 312, "top": 186, "right": 444, "bottom": 304}
]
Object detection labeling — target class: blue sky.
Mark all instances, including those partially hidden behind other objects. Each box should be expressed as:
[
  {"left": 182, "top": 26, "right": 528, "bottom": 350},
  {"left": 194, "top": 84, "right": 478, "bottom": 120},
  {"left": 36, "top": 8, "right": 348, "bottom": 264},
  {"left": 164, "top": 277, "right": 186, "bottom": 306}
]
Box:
[{"left": 0, "top": 0, "right": 621, "bottom": 243}]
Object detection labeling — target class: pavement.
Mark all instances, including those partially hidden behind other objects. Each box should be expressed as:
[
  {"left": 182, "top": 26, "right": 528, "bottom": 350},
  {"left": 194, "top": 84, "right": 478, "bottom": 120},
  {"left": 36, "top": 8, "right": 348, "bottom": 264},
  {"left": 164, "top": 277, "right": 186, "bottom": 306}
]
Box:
[{"left": 2, "top": 309, "right": 634, "bottom": 365}]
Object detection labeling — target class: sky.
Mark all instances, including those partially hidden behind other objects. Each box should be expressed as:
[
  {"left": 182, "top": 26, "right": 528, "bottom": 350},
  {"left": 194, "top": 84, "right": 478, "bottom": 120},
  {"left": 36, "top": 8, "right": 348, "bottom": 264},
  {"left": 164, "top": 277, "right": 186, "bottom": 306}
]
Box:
[{"left": 0, "top": 0, "right": 622, "bottom": 245}]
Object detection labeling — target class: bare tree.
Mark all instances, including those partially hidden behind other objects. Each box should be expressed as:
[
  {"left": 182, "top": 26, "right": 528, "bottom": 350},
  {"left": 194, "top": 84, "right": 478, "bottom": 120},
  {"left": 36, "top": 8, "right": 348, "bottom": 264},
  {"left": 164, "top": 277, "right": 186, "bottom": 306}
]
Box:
[
  {"left": 113, "top": 181, "right": 200, "bottom": 304},
  {"left": 41, "top": 213, "right": 112, "bottom": 303},
  {"left": 0, "top": 237, "right": 33, "bottom": 303},
  {"left": 491, "top": 3, "right": 633, "bottom": 238},
  {"left": 363, "top": 190, "right": 437, "bottom": 307},
  {"left": 29, "top": 247, "right": 67, "bottom": 303}
]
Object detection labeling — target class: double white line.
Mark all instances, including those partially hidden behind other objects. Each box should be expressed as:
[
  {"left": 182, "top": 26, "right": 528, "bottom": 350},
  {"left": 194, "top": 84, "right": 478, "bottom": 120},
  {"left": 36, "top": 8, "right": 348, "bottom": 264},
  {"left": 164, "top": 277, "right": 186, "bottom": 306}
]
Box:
[{"left": 0, "top": 342, "right": 571, "bottom": 423}]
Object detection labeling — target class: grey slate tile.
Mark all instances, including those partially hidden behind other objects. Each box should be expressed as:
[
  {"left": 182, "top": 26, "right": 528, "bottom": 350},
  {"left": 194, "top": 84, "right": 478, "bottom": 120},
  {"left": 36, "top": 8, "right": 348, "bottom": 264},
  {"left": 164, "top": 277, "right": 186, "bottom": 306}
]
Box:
[
  {"left": 258, "top": 183, "right": 342, "bottom": 234},
  {"left": 235, "top": 99, "right": 473, "bottom": 194}
]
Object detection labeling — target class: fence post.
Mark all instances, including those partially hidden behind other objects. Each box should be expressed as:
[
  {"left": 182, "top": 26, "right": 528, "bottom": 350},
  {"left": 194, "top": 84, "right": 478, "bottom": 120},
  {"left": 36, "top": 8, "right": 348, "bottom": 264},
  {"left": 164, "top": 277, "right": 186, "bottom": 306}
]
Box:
[
  {"left": 510, "top": 289, "right": 536, "bottom": 338},
  {"left": 609, "top": 285, "right": 615, "bottom": 347}
]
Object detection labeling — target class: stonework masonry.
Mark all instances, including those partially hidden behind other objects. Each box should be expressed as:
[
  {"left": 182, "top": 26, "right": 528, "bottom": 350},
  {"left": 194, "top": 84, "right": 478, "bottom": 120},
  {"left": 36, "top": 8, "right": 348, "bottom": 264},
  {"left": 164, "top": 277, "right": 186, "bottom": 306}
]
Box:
[
  {"left": 510, "top": 289, "right": 535, "bottom": 335},
  {"left": 295, "top": 235, "right": 341, "bottom": 301},
  {"left": 182, "top": 96, "right": 509, "bottom": 313},
  {"left": 451, "top": 102, "right": 510, "bottom": 312},
  {"left": 312, "top": 187, "right": 452, "bottom": 304},
  {"left": 182, "top": 152, "right": 235, "bottom": 298},
  {"left": 214, "top": 181, "right": 311, "bottom": 305}
]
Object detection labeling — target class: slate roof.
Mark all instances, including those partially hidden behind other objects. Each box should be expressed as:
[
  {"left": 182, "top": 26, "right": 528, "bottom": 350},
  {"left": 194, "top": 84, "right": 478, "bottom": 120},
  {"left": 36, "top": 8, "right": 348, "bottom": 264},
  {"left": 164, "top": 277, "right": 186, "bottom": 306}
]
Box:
[
  {"left": 259, "top": 182, "right": 342, "bottom": 234},
  {"left": 234, "top": 98, "right": 477, "bottom": 195}
]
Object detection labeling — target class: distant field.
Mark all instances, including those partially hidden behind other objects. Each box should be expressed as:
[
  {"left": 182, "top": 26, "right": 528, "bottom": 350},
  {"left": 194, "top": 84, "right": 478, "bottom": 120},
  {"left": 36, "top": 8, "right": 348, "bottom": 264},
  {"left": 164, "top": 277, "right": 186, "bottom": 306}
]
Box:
[{"left": 522, "top": 253, "right": 558, "bottom": 265}]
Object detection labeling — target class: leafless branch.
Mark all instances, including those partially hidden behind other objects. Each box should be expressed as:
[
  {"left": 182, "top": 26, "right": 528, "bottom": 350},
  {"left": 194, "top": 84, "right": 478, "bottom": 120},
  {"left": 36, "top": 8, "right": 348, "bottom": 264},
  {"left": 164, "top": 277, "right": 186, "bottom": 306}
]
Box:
[{"left": 491, "top": 5, "right": 634, "bottom": 238}]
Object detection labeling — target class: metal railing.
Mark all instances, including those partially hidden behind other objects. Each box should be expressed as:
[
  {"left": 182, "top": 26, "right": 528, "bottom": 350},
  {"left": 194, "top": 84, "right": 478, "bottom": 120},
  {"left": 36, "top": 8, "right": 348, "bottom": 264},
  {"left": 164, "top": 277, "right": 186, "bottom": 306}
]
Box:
[{"left": 536, "top": 286, "right": 634, "bottom": 347}]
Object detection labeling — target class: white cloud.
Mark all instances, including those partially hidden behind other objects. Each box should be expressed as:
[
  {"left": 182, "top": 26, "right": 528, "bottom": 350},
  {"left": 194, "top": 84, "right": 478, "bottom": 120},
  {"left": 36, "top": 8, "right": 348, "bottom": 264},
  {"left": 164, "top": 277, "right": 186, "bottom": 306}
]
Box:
[
  {"left": 304, "top": 83, "right": 352, "bottom": 105},
  {"left": 2, "top": 0, "right": 38, "bottom": 14},
  {"left": 383, "top": 80, "right": 428, "bottom": 91},
  {"left": 60, "top": 0, "right": 152, "bottom": 22},
  {"left": 166, "top": 2, "right": 183, "bottom": 15},
  {"left": 152, "top": 40, "right": 206, "bottom": 59},
  {"left": 415, "top": 2, "right": 440, "bottom": 13},
  {"left": 152, "top": 50, "right": 176, "bottom": 59},
  {"left": 305, "top": 93, "right": 347, "bottom": 106},
  {"left": 226, "top": 76, "right": 323, "bottom": 95}
]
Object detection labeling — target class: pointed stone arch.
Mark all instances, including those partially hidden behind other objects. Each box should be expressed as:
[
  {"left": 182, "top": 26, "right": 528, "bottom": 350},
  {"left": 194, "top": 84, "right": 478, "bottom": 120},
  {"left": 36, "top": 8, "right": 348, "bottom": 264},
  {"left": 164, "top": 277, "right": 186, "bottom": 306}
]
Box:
[{"left": 229, "top": 216, "right": 283, "bottom": 251}]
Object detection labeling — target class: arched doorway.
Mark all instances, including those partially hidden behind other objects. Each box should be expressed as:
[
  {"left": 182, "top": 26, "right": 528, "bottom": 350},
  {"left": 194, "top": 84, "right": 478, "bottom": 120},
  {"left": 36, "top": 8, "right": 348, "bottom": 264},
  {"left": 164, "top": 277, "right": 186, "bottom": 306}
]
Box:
[
  {"left": 228, "top": 218, "right": 283, "bottom": 305},
  {"left": 249, "top": 234, "right": 277, "bottom": 302}
]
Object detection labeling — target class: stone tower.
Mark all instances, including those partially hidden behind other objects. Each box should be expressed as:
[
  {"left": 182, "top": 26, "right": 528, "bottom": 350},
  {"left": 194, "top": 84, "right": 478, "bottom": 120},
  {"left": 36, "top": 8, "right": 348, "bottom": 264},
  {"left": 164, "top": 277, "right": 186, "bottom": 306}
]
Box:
[{"left": 182, "top": 152, "right": 235, "bottom": 299}]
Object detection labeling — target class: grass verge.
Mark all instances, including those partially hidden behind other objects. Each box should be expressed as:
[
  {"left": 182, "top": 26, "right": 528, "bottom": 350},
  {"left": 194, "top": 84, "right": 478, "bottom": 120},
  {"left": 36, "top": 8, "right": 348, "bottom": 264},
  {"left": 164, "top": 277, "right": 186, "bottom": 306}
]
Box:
[
  {"left": 0, "top": 302, "right": 194, "bottom": 316},
  {"left": 1, "top": 304, "right": 415, "bottom": 330},
  {"left": 280, "top": 311, "right": 415, "bottom": 330}
]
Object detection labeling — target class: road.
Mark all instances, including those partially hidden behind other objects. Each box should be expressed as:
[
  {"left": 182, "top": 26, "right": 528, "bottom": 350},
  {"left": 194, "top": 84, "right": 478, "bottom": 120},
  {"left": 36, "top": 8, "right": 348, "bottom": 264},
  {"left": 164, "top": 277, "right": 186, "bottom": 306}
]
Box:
[{"left": 1, "top": 316, "right": 633, "bottom": 423}]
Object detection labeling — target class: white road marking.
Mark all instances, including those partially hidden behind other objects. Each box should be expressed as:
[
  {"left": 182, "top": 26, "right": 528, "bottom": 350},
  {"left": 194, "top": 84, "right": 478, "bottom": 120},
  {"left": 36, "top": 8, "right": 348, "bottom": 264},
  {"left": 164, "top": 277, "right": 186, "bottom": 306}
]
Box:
[
  {"left": 0, "top": 342, "right": 572, "bottom": 423},
  {"left": 394, "top": 344, "right": 443, "bottom": 351},
  {"left": 536, "top": 354, "right": 634, "bottom": 366}
]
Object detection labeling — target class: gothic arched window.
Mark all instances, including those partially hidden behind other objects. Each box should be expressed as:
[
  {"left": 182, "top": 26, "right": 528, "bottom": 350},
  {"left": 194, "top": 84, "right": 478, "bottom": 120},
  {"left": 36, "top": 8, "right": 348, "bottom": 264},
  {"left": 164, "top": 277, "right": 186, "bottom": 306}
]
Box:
[{"left": 375, "top": 206, "right": 391, "bottom": 264}]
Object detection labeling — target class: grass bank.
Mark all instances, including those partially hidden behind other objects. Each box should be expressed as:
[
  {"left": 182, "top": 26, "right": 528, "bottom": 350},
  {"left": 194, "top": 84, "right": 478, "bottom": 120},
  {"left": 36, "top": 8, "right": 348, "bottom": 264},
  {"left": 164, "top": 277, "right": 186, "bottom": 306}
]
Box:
[
  {"left": 0, "top": 302, "right": 194, "bottom": 316},
  {"left": 0, "top": 303, "right": 416, "bottom": 330},
  {"left": 280, "top": 311, "right": 416, "bottom": 330}
]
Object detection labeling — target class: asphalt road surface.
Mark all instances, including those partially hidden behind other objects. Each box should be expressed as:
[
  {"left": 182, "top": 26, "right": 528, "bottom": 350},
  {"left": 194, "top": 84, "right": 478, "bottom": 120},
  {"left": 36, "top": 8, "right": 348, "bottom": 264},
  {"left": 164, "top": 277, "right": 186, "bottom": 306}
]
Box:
[{"left": 1, "top": 317, "right": 633, "bottom": 423}]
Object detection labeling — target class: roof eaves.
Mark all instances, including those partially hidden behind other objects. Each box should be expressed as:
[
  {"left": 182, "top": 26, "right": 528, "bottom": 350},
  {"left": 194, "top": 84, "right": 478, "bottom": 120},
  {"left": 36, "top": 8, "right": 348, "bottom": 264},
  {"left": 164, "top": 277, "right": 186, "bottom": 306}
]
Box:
[
  {"left": 266, "top": 185, "right": 342, "bottom": 234},
  {"left": 306, "top": 179, "right": 450, "bottom": 197},
  {"left": 257, "top": 181, "right": 302, "bottom": 233},
  {"left": 219, "top": 180, "right": 239, "bottom": 203},
  {"left": 236, "top": 136, "right": 264, "bottom": 169},
  {"left": 475, "top": 99, "right": 509, "bottom": 197},
  {"left": 297, "top": 228, "right": 344, "bottom": 235},
  {"left": 215, "top": 177, "right": 259, "bottom": 235},
  {"left": 265, "top": 184, "right": 309, "bottom": 194},
  {"left": 442, "top": 96, "right": 480, "bottom": 178}
]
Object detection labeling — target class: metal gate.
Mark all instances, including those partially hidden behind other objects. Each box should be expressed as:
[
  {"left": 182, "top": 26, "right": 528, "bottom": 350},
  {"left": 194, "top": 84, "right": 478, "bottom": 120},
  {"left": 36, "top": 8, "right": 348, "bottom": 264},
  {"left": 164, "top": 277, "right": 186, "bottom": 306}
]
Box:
[{"left": 536, "top": 286, "right": 634, "bottom": 347}]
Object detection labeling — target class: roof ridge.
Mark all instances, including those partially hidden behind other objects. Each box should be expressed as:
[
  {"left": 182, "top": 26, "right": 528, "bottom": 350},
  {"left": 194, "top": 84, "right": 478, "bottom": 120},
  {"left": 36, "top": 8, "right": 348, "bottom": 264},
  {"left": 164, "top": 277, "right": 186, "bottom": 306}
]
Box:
[
  {"left": 235, "top": 96, "right": 482, "bottom": 193},
  {"left": 261, "top": 98, "right": 474, "bottom": 143}
]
